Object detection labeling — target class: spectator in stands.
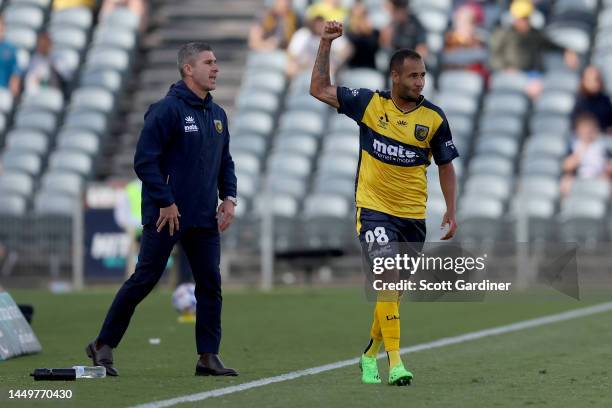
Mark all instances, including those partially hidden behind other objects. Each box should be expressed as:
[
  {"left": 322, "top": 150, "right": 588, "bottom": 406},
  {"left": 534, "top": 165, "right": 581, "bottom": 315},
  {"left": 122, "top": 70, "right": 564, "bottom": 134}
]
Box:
[
  {"left": 345, "top": 1, "right": 379, "bottom": 70},
  {"left": 0, "top": 17, "right": 22, "bottom": 97},
  {"left": 306, "top": 0, "right": 347, "bottom": 23},
  {"left": 286, "top": 13, "right": 349, "bottom": 78},
  {"left": 100, "top": 0, "right": 148, "bottom": 34},
  {"left": 560, "top": 113, "right": 612, "bottom": 196},
  {"left": 490, "top": 0, "right": 578, "bottom": 99},
  {"left": 571, "top": 65, "right": 612, "bottom": 135},
  {"left": 24, "top": 32, "right": 70, "bottom": 98},
  {"left": 380, "top": 0, "right": 428, "bottom": 60},
  {"left": 53, "top": 0, "right": 95, "bottom": 10},
  {"left": 248, "top": 0, "right": 299, "bottom": 51},
  {"left": 442, "top": 3, "right": 488, "bottom": 78}
]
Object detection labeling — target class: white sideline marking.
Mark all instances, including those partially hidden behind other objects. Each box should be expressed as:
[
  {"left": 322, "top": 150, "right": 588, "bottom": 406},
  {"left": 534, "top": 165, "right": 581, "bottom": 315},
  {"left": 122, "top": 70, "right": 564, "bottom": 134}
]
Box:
[{"left": 132, "top": 302, "right": 612, "bottom": 408}]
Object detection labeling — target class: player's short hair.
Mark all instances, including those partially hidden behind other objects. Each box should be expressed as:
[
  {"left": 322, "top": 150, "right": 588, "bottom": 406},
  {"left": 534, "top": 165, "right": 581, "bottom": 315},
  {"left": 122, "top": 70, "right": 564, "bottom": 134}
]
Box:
[
  {"left": 389, "top": 49, "right": 422, "bottom": 74},
  {"left": 177, "top": 42, "right": 213, "bottom": 78}
]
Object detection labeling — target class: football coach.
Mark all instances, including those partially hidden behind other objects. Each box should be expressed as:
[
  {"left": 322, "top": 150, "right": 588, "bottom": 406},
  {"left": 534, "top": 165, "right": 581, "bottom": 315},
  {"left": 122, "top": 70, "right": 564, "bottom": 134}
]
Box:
[{"left": 86, "top": 42, "right": 238, "bottom": 377}]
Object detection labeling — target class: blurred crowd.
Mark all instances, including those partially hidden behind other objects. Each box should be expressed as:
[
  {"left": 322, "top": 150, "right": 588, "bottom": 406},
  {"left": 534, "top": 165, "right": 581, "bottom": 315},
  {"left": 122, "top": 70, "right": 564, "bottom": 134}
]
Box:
[{"left": 248, "top": 0, "right": 612, "bottom": 197}]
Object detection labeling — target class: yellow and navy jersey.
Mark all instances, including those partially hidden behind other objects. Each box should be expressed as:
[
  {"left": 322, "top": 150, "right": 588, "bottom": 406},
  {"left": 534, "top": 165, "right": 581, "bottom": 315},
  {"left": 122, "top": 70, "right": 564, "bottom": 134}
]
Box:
[{"left": 336, "top": 86, "right": 459, "bottom": 219}]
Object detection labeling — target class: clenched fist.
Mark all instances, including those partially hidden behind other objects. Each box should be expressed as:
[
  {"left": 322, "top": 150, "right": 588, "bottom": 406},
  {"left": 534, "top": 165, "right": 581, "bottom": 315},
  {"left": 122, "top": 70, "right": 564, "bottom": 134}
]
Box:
[{"left": 322, "top": 20, "right": 343, "bottom": 41}]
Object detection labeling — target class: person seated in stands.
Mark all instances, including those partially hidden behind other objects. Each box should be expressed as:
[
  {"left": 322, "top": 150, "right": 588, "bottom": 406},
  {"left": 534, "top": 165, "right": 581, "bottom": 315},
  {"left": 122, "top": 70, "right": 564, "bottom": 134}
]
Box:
[
  {"left": 248, "top": 0, "right": 299, "bottom": 51},
  {"left": 560, "top": 113, "right": 612, "bottom": 197},
  {"left": 0, "top": 17, "right": 22, "bottom": 97},
  {"left": 490, "top": 0, "right": 578, "bottom": 99},
  {"left": 380, "top": 0, "right": 428, "bottom": 60},
  {"left": 571, "top": 65, "right": 612, "bottom": 135},
  {"left": 306, "top": 0, "right": 347, "bottom": 23},
  {"left": 24, "top": 32, "right": 71, "bottom": 98},
  {"left": 442, "top": 3, "right": 488, "bottom": 79},
  {"left": 286, "top": 13, "right": 348, "bottom": 78},
  {"left": 53, "top": 0, "right": 95, "bottom": 10},
  {"left": 100, "top": 0, "right": 148, "bottom": 33},
  {"left": 345, "top": 1, "right": 379, "bottom": 70}
]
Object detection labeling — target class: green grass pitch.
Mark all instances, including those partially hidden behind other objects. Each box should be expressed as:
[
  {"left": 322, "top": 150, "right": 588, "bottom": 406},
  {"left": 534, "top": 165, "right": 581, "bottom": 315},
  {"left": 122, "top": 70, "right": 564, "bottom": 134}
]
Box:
[{"left": 1, "top": 287, "right": 611, "bottom": 407}]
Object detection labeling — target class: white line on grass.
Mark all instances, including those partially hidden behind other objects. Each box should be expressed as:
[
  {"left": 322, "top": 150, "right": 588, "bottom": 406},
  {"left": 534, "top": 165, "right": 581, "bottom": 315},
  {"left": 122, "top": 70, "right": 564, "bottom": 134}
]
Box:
[{"left": 132, "top": 301, "right": 612, "bottom": 408}]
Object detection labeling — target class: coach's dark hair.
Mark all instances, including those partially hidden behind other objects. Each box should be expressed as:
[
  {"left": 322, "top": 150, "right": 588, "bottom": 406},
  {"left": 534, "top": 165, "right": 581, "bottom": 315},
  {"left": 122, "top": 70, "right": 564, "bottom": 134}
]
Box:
[
  {"left": 177, "top": 42, "right": 213, "bottom": 78},
  {"left": 389, "top": 49, "right": 422, "bottom": 74}
]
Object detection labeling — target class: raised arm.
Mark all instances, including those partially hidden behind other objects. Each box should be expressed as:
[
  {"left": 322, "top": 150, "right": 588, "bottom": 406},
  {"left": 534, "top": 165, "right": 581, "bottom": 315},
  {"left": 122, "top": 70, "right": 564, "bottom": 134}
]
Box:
[{"left": 310, "top": 21, "right": 343, "bottom": 109}]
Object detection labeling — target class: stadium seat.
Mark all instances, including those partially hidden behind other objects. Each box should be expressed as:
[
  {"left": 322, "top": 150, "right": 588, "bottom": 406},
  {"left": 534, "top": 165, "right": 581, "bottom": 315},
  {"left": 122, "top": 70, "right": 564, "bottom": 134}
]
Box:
[
  {"left": 232, "top": 134, "right": 267, "bottom": 158},
  {"left": 435, "top": 91, "right": 479, "bottom": 117},
  {"left": 0, "top": 88, "right": 13, "bottom": 114},
  {"left": 568, "top": 179, "right": 611, "bottom": 202},
  {"left": 22, "top": 88, "right": 64, "bottom": 113},
  {"left": 478, "top": 115, "right": 523, "bottom": 138},
  {"left": 560, "top": 198, "right": 607, "bottom": 245},
  {"left": 490, "top": 71, "right": 529, "bottom": 95},
  {"left": 508, "top": 196, "right": 556, "bottom": 241},
  {"left": 322, "top": 135, "right": 360, "bottom": 157},
  {"left": 85, "top": 48, "right": 130, "bottom": 72},
  {"left": 529, "top": 115, "right": 571, "bottom": 135},
  {"left": 56, "top": 130, "right": 100, "bottom": 156},
  {"left": 330, "top": 114, "right": 359, "bottom": 134},
  {"left": 542, "top": 70, "right": 580, "bottom": 93},
  {"left": 445, "top": 113, "right": 474, "bottom": 136},
  {"left": 235, "top": 91, "right": 279, "bottom": 115},
  {"left": 266, "top": 174, "right": 307, "bottom": 199},
  {"left": 520, "top": 176, "right": 561, "bottom": 200},
  {"left": 34, "top": 192, "right": 77, "bottom": 216},
  {"left": 457, "top": 195, "right": 504, "bottom": 242},
  {"left": 312, "top": 176, "right": 356, "bottom": 198},
  {"left": 0, "top": 172, "right": 34, "bottom": 198},
  {"left": 246, "top": 50, "right": 287, "bottom": 72},
  {"left": 1, "top": 150, "right": 41, "bottom": 176},
  {"left": 234, "top": 171, "right": 258, "bottom": 199},
  {"left": 524, "top": 135, "right": 568, "bottom": 159},
  {"left": 545, "top": 25, "right": 591, "bottom": 54},
  {"left": 464, "top": 175, "right": 511, "bottom": 201},
  {"left": 5, "top": 25, "right": 37, "bottom": 50},
  {"left": 242, "top": 71, "right": 286, "bottom": 94},
  {"left": 232, "top": 112, "right": 274, "bottom": 137},
  {"left": 278, "top": 110, "right": 325, "bottom": 137},
  {"left": 302, "top": 193, "right": 353, "bottom": 249},
  {"left": 534, "top": 91, "right": 575, "bottom": 115},
  {"left": 5, "top": 5, "right": 44, "bottom": 31},
  {"left": 482, "top": 93, "right": 529, "bottom": 117},
  {"left": 40, "top": 171, "right": 83, "bottom": 197},
  {"left": 69, "top": 87, "right": 115, "bottom": 114},
  {"left": 50, "top": 26, "right": 88, "bottom": 51},
  {"left": 475, "top": 137, "right": 519, "bottom": 159},
  {"left": 80, "top": 69, "right": 122, "bottom": 93},
  {"left": 232, "top": 151, "right": 261, "bottom": 174},
  {"left": 286, "top": 93, "right": 329, "bottom": 115},
  {"left": 317, "top": 155, "right": 359, "bottom": 179},
  {"left": 0, "top": 195, "right": 27, "bottom": 216},
  {"left": 5, "top": 130, "right": 49, "bottom": 156},
  {"left": 274, "top": 134, "right": 318, "bottom": 157},
  {"left": 438, "top": 70, "right": 484, "bottom": 96},
  {"left": 253, "top": 193, "right": 299, "bottom": 251},
  {"left": 50, "top": 7, "right": 93, "bottom": 31},
  {"left": 50, "top": 47, "right": 81, "bottom": 82},
  {"left": 468, "top": 156, "right": 514, "bottom": 178},
  {"left": 63, "top": 111, "right": 108, "bottom": 137},
  {"left": 267, "top": 153, "right": 312, "bottom": 179},
  {"left": 101, "top": 8, "right": 141, "bottom": 32},
  {"left": 10, "top": 0, "right": 51, "bottom": 7},
  {"left": 92, "top": 27, "right": 137, "bottom": 51},
  {"left": 48, "top": 150, "right": 93, "bottom": 178},
  {"left": 520, "top": 157, "right": 562, "bottom": 178},
  {"left": 339, "top": 68, "right": 385, "bottom": 90},
  {"left": 14, "top": 110, "right": 58, "bottom": 135}
]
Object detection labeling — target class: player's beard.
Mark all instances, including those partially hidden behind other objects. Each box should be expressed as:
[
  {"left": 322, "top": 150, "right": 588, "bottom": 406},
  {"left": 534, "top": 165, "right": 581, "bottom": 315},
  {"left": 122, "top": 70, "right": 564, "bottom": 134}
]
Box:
[{"left": 398, "top": 92, "right": 420, "bottom": 103}]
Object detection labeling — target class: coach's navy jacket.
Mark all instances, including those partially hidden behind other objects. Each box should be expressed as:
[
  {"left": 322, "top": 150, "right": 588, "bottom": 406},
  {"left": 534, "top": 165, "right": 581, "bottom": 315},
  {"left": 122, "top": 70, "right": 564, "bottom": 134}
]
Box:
[{"left": 134, "top": 80, "right": 237, "bottom": 229}]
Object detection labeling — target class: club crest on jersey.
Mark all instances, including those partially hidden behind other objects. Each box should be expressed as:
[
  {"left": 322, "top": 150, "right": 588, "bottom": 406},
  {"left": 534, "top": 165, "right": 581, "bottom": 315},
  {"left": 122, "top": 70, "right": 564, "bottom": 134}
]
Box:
[
  {"left": 414, "top": 124, "right": 429, "bottom": 141},
  {"left": 214, "top": 119, "right": 223, "bottom": 134}
]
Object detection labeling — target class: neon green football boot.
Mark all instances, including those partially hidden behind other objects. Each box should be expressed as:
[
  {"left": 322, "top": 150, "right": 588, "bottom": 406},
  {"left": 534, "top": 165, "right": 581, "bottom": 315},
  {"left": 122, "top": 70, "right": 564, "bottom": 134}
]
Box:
[
  {"left": 388, "top": 363, "right": 413, "bottom": 386},
  {"left": 359, "top": 355, "right": 382, "bottom": 384}
]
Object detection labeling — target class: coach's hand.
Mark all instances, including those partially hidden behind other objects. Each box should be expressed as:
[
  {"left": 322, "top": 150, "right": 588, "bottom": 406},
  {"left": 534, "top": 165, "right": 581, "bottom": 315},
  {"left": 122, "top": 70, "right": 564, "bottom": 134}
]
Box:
[
  {"left": 322, "top": 21, "right": 343, "bottom": 41},
  {"left": 440, "top": 211, "right": 457, "bottom": 240},
  {"left": 157, "top": 203, "right": 180, "bottom": 236},
  {"left": 217, "top": 199, "right": 235, "bottom": 232}
]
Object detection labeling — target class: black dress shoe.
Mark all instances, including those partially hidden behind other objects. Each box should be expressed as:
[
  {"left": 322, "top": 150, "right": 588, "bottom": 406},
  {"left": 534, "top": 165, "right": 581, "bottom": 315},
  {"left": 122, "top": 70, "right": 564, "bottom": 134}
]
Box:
[
  {"left": 86, "top": 341, "right": 119, "bottom": 377},
  {"left": 195, "top": 353, "right": 238, "bottom": 376}
]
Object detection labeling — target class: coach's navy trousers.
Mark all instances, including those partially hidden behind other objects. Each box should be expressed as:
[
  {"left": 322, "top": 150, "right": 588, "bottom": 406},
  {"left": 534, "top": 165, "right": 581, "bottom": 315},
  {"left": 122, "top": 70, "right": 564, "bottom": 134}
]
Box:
[{"left": 98, "top": 224, "right": 222, "bottom": 354}]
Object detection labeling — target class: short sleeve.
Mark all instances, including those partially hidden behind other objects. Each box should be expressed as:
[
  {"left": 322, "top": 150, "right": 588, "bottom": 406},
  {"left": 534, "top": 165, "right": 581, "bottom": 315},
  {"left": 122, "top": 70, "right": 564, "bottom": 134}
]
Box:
[
  {"left": 430, "top": 118, "right": 459, "bottom": 165},
  {"left": 336, "top": 86, "right": 374, "bottom": 123}
]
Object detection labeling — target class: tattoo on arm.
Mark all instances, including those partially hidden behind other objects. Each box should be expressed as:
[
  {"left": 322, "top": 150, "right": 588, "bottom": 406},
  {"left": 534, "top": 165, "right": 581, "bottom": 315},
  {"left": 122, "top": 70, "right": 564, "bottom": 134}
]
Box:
[{"left": 310, "top": 40, "right": 339, "bottom": 108}]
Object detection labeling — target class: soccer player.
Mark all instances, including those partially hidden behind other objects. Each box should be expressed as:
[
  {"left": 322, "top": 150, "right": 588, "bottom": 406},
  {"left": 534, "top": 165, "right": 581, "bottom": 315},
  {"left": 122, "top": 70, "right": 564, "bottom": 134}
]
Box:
[{"left": 310, "top": 21, "right": 458, "bottom": 385}]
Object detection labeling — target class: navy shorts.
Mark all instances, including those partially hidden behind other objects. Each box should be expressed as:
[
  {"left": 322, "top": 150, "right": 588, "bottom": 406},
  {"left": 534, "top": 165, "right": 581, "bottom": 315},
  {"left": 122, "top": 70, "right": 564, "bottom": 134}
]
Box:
[{"left": 357, "top": 207, "right": 426, "bottom": 245}]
